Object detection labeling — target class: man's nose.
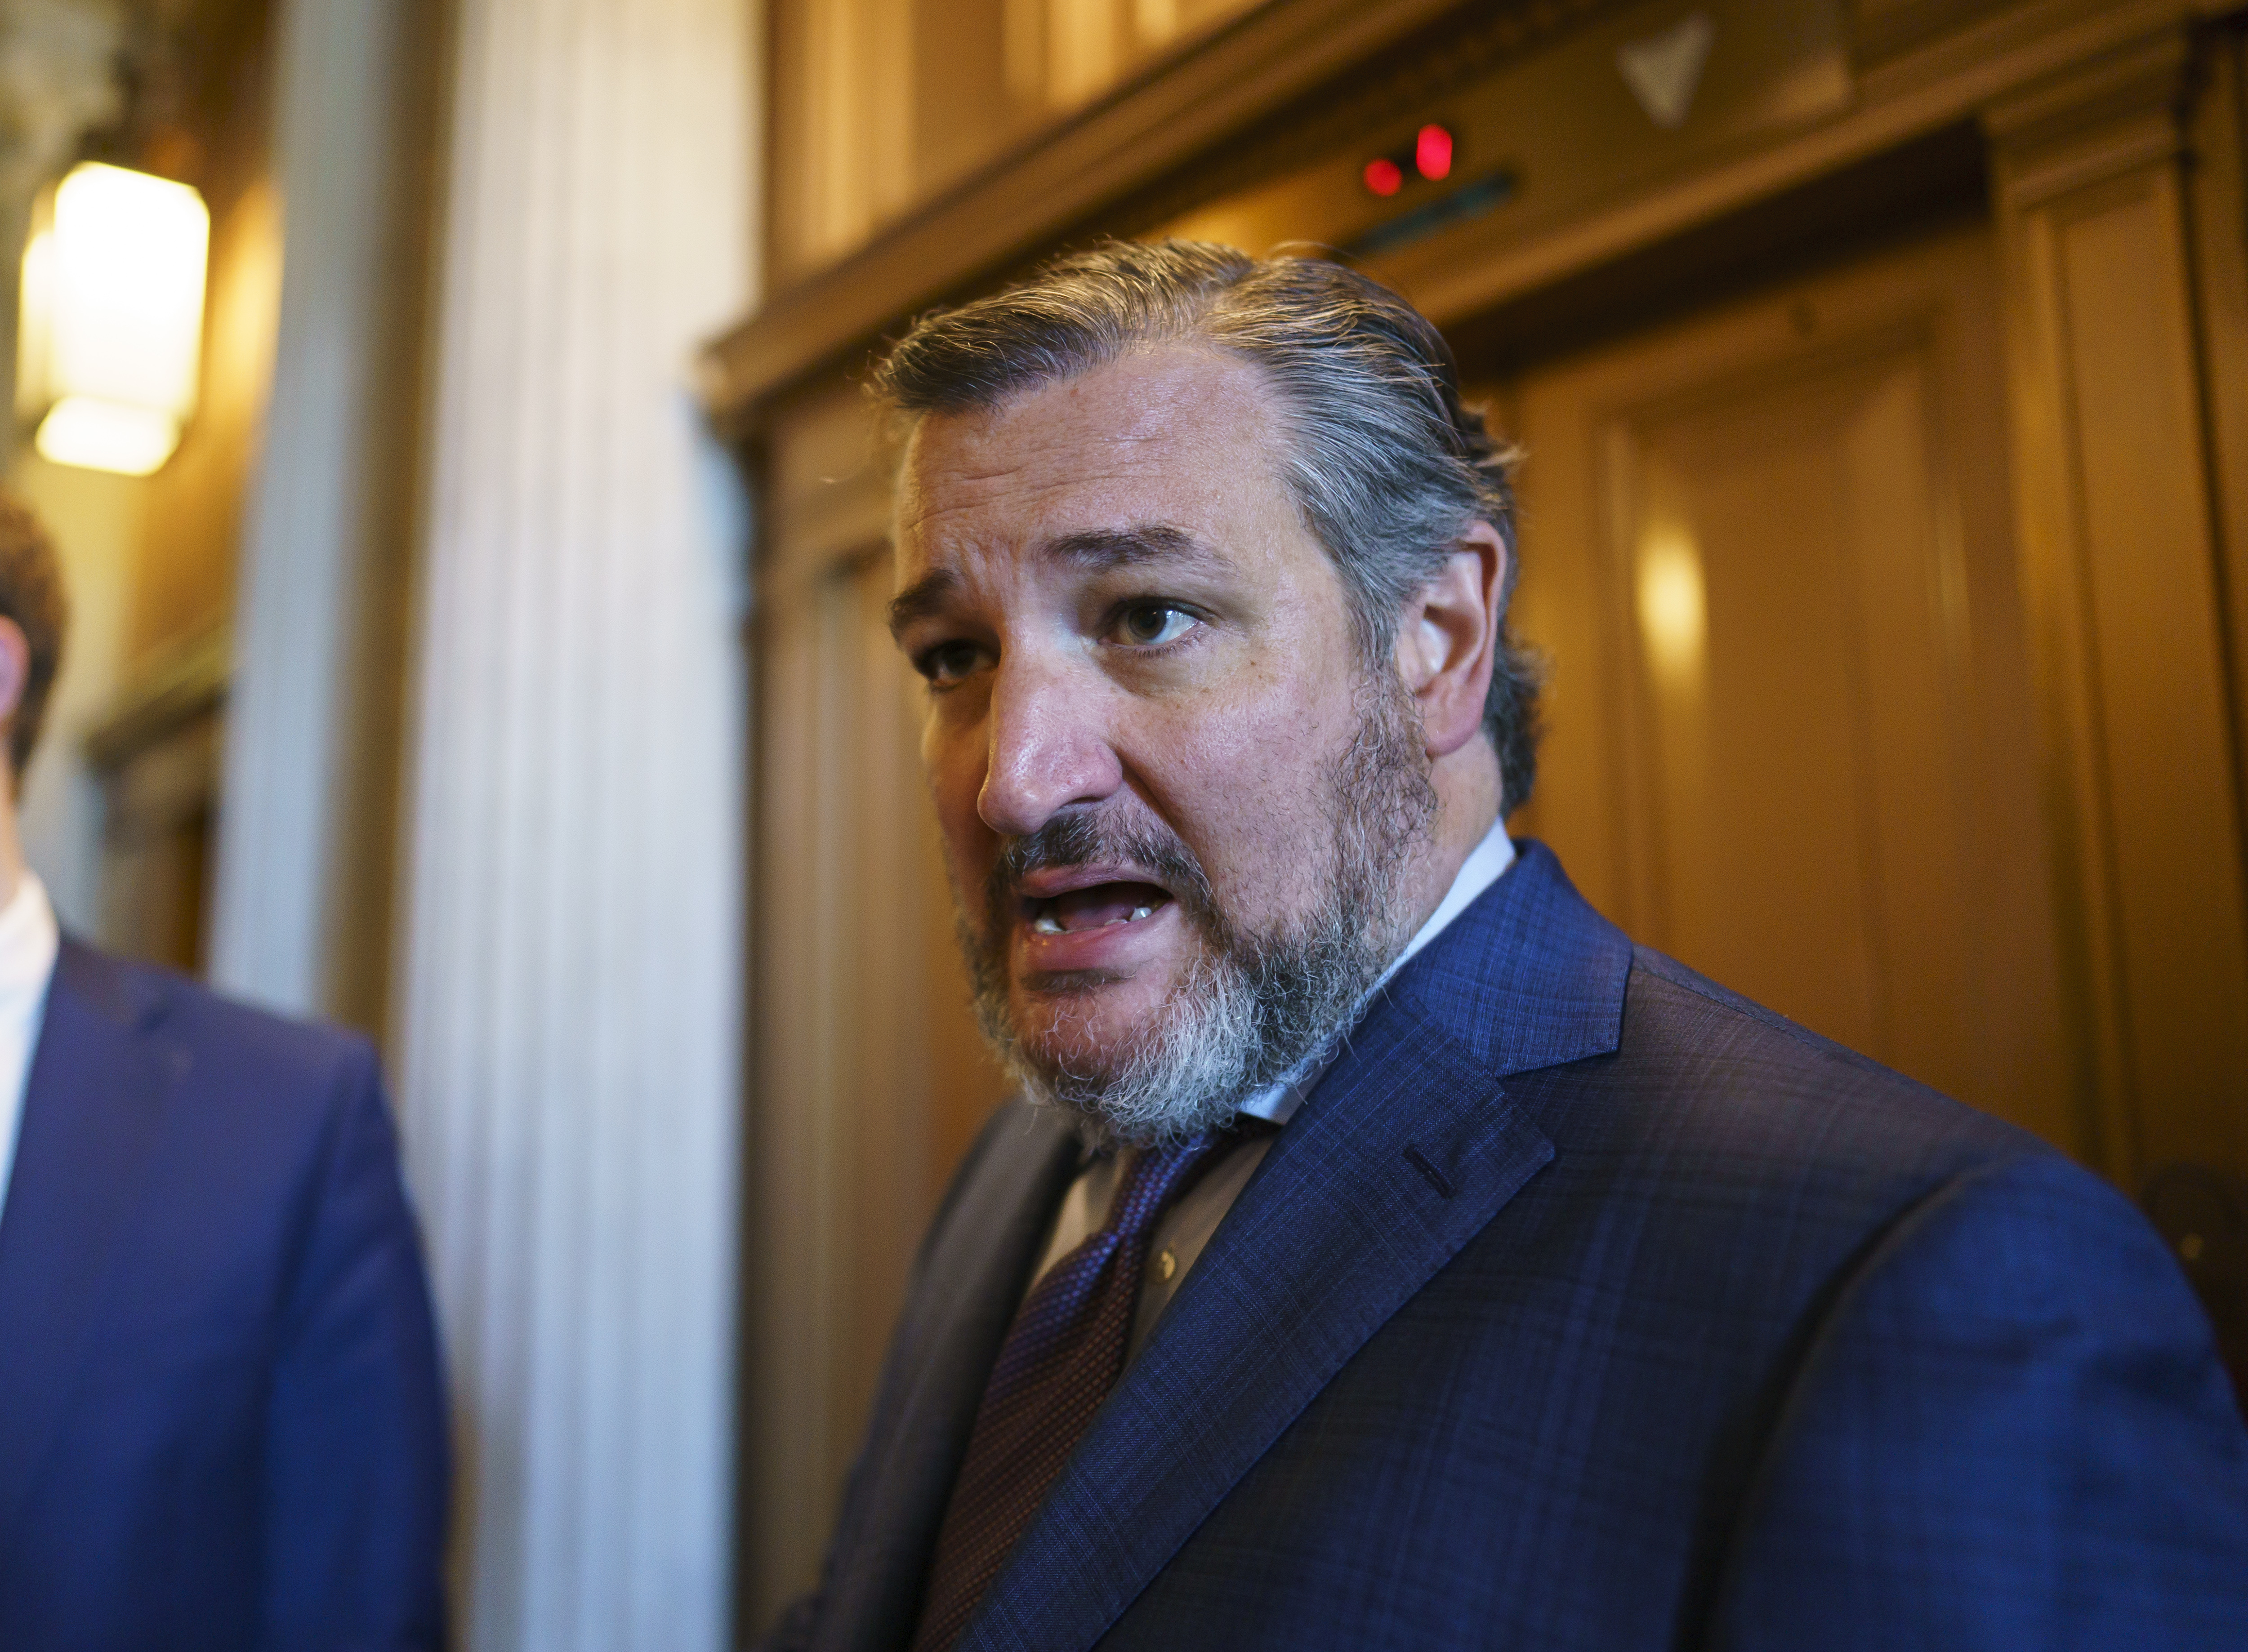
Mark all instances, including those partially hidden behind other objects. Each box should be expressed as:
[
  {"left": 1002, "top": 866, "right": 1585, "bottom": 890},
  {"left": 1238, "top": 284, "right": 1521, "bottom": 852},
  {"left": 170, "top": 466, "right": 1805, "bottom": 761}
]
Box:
[{"left": 976, "top": 654, "right": 1122, "bottom": 837}]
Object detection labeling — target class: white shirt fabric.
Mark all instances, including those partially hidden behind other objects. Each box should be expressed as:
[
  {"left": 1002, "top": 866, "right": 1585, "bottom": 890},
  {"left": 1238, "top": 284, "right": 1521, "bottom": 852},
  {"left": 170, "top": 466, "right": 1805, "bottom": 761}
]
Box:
[
  {"left": 0, "top": 870, "right": 60, "bottom": 1223},
  {"left": 1027, "top": 821, "right": 1519, "bottom": 1353}
]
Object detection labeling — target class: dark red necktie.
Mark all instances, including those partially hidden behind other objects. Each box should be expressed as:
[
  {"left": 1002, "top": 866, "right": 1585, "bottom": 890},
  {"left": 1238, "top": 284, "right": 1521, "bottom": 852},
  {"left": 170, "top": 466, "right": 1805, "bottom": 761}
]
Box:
[{"left": 910, "top": 1135, "right": 1221, "bottom": 1652}]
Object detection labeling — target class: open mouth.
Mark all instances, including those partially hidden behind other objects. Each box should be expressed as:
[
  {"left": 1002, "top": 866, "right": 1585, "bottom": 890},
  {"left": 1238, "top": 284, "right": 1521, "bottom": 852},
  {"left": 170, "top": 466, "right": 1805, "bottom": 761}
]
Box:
[{"left": 1023, "top": 881, "right": 1173, "bottom": 935}]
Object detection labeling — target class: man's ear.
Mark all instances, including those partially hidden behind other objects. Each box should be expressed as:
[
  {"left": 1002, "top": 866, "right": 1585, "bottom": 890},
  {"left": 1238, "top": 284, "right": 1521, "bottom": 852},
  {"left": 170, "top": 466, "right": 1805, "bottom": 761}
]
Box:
[
  {"left": 1393, "top": 521, "right": 1505, "bottom": 759},
  {"left": 0, "top": 618, "right": 30, "bottom": 738}
]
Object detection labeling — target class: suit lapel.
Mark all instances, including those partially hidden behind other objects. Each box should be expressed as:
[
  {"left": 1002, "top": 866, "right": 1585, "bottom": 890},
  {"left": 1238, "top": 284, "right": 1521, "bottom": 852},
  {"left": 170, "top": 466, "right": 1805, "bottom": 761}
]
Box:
[
  {"left": 961, "top": 997, "right": 1547, "bottom": 1652},
  {"left": 818, "top": 1104, "right": 1082, "bottom": 1652},
  {"left": 0, "top": 940, "right": 185, "bottom": 1542},
  {"left": 959, "top": 841, "right": 1629, "bottom": 1652}
]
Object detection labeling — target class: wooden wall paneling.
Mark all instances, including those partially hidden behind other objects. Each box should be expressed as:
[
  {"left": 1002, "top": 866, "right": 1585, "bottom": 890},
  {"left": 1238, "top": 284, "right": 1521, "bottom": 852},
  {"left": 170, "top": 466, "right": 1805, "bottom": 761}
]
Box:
[
  {"left": 769, "top": 0, "right": 1270, "bottom": 288},
  {"left": 715, "top": 1, "right": 2235, "bottom": 435},
  {"left": 1487, "top": 372, "right": 1629, "bottom": 917},
  {"left": 913, "top": 0, "right": 1019, "bottom": 207},
  {"left": 1985, "top": 27, "right": 2248, "bottom": 1187},
  {"left": 1507, "top": 225, "right": 2075, "bottom": 1148},
  {"left": 745, "top": 386, "right": 1007, "bottom": 1623},
  {"left": 1852, "top": 0, "right": 2024, "bottom": 67},
  {"left": 2189, "top": 25, "right": 2248, "bottom": 848},
  {"left": 770, "top": 0, "right": 917, "bottom": 282},
  {"left": 94, "top": 705, "right": 224, "bottom": 974},
  {"left": 710, "top": 0, "right": 1481, "bottom": 421},
  {"left": 746, "top": 385, "right": 891, "bottom": 1621},
  {"left": 744, "top": 539, "right": 840, "bottom": 1626}
]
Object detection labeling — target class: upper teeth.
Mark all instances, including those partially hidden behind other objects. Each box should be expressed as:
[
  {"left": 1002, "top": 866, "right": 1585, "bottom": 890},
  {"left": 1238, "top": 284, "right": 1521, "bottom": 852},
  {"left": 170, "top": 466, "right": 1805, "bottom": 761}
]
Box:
[{"left": 1030, "top": 904, "right": 1158, "bottom": 935}]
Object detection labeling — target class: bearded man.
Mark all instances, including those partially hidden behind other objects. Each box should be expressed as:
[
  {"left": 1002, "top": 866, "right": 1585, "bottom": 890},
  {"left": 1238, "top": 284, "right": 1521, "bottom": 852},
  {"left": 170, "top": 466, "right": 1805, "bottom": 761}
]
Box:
[{"left": 763, "top": 241, "right": 2248, "bottom": 1652}]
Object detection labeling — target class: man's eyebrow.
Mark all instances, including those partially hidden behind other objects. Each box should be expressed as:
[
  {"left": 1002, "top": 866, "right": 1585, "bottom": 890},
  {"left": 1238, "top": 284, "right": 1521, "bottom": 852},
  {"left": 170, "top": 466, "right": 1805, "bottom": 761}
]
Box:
[
  {"left": 887, "top": 568, "right": 960, "bottom": 639},
  {"left": 888, "top": 524, "right": 1220, "bottom": 638},
  {"left": 1042, "top": 523, "right": 1216, "bottom": 572}
]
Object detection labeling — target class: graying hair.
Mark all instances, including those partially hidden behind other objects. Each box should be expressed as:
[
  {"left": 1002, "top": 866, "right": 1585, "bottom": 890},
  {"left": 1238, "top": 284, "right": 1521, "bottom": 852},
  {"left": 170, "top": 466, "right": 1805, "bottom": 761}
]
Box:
[{"left": 873, "top": 237, "right": 1542, "bottom": 810}]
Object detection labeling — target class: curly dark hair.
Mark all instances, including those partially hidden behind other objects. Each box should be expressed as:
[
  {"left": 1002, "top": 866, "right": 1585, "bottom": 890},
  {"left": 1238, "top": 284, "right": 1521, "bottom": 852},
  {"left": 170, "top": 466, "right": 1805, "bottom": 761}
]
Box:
[
  {"left": 0, "top": 492, "right": 70, "bottom": 784},
  {"left": 874, "top": 238, "right": 1542, "bottom": 812}
]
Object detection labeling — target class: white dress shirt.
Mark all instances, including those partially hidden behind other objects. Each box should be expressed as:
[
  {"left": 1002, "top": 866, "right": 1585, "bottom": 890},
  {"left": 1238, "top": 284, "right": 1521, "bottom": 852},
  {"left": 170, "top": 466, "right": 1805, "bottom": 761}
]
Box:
[
  {"left": 1027, "top": 822, "right": 1518, "bottom": 1353},
  {"left": 0, "top": 870, "right": 60, "bottom": 1223}
]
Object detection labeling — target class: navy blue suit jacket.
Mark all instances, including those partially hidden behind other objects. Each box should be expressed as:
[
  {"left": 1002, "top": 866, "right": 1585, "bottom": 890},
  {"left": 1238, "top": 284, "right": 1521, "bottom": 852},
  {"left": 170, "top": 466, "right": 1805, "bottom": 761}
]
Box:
[
  {"left": 0, "top": 940, "right": 449, "bottom": 1650},
  {"left": 772, "top": 842, "right": 2248, "bottom": 1652}
]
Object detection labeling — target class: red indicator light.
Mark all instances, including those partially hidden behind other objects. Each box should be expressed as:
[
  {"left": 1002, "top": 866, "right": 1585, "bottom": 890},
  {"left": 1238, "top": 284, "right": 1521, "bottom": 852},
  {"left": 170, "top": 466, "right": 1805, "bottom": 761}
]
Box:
[
  {"left": 1416, "top": 124, "right": 1454, "bottom": 181},
  {"left": 1363, "top": 157, "right": 1403, "bottom": 197}
]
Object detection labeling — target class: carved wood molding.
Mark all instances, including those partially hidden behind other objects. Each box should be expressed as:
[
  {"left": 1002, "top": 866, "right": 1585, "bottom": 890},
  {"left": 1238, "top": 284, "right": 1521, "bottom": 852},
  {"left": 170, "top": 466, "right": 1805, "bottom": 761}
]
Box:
[
  {"left": 1396, "top": 0, "right": 2206, "bottom": 330},
  {"left": 1982, "top": 26, "right": 2190, "bottom": 189},
  {"left": 698, "top": 0, "right": 1632, "bottom": 433},
  {"left": 703, "top": 0, "right": 2230, "bottom": 434}
]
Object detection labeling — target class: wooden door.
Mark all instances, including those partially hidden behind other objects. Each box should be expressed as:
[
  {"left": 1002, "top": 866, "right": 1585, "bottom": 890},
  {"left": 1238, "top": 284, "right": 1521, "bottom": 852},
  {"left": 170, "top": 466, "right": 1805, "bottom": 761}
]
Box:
[
  {"left": 745, "top": 385, "right": 1008, "bottom": 1621},
  {"left": 1499, "top": 222, "right": 2079, "bottom": 1151}
]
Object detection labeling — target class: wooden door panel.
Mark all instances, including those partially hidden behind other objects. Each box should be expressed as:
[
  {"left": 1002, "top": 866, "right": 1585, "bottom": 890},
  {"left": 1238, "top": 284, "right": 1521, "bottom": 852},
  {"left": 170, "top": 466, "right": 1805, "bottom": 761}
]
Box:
[
  {"left": 1504, "top": 223, "right": 2075, "bottom": 1150},
  {"left": 1622, "top": 361, "right": 1902, "bottom": 1058},
  {"left": 748, "top": 389, "right": 1009, "bottom": 1615}
]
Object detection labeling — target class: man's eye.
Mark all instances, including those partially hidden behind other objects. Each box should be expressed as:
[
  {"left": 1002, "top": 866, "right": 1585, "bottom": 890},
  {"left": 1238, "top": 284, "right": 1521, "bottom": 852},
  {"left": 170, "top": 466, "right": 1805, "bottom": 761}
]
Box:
[
  {"left": 1111, "top": 604, "right": 1199, "bottom": 647},
  {"left": 916, "top": 641, "right": 989, "bottom": 685}
]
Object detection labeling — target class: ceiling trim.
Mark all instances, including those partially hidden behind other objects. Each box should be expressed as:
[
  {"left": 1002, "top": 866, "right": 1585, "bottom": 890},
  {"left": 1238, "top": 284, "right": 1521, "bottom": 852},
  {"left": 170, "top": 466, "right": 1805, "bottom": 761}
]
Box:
[
  {"left": 699, "top": 0, "right": 2217, "bottom": 432},
  {"left": 697, "top": 0, "right": 1529, "bottom": 430}
]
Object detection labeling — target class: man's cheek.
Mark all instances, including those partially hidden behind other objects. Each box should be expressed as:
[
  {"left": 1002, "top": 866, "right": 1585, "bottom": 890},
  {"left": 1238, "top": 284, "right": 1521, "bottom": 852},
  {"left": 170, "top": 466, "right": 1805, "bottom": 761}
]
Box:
[
  {"left": 930, "top": 778, "right": 991, "bottom": 878},
  {"left": 1199, "top": 791, "right": 1332, "bottom": 916}
]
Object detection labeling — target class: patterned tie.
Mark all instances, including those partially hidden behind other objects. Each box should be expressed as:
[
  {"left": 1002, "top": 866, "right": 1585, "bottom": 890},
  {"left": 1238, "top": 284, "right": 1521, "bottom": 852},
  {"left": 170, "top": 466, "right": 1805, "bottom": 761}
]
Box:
[{"left": 910, "top": 1135, "right": 1222, "bottom": 1652}]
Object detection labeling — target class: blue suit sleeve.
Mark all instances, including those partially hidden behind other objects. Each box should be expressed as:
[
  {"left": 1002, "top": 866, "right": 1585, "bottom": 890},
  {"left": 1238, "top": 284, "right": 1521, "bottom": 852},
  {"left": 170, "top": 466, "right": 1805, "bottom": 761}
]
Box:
[
  {"left": 259, "top": 1041, "right": 451, "bottom": 1651},
  {"left": 1710, "top": 1153, "right": 2248, "bottom": 1650}
]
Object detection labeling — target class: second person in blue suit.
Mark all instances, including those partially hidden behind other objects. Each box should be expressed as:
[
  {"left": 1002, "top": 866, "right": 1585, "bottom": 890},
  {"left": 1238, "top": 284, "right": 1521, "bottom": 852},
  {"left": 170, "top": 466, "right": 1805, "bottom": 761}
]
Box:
[{"left": 0, "top": 494, "right": 450, "bottom": 1650}]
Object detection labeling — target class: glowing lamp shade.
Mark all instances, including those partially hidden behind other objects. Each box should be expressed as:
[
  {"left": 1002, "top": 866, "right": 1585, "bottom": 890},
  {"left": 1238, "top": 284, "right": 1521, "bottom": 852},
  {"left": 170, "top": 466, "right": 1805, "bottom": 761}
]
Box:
[{"left": 18, "top": 163, "right": 210, "bottom": 476}]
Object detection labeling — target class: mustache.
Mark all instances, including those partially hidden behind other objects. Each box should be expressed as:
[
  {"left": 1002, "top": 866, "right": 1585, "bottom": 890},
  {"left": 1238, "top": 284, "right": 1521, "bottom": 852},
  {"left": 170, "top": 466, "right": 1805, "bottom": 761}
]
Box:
[{"left": 983, "top": 812, "right": 1222, "bottom": 937}]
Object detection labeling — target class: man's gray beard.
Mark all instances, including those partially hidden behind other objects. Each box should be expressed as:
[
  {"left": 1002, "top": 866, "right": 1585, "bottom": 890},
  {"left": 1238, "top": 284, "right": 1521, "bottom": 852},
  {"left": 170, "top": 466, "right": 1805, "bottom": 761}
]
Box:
[{"left": 958, "top": 674, "right": 1439, "bottom": 1151}]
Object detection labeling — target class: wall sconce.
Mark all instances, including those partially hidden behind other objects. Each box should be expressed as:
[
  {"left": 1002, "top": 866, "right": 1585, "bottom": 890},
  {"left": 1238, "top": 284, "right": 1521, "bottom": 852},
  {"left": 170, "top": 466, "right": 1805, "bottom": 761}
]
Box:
[{"left": 16, "top": 161, "right": 210, "bottom": 477}]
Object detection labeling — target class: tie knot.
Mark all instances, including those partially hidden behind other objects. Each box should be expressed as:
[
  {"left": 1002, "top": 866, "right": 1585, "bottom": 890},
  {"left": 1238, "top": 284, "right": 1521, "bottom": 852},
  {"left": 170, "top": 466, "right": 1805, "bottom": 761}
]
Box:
[{"left": 1102, "top": 1135, "right": 1219, "bottom": 1242}]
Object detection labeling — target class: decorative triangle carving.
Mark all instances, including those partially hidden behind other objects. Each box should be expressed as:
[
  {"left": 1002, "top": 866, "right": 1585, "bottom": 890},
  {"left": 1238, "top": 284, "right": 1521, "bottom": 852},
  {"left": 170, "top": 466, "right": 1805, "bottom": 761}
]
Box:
[{"left": 1617, "top": 11, "right": 1715, "bottom": 131}]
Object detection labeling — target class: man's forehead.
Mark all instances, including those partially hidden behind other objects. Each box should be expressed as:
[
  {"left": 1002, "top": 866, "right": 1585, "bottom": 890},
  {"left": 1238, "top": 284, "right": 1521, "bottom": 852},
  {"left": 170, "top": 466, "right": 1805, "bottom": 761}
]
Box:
[{"left": 894, "top": 345, "right": 1283, "bottom": 541}]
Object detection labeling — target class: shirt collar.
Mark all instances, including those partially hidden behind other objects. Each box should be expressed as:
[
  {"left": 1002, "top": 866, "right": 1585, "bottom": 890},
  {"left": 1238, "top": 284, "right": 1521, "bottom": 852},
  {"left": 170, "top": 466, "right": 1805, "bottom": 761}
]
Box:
[
  {"left": 0, "top": 871, "right": 58, "bottom": 1003},
  {"left": 1236, "top": 819, "right": 1515, "bottom": 1126}
]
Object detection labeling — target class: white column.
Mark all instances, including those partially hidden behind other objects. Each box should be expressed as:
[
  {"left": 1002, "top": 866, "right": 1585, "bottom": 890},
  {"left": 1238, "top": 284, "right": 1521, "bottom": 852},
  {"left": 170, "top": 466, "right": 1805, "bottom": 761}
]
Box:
[
  {"left": 397, "top": 1, "right": 755, "bottom": 1648},
  {"left": 210, "top": 0, "right": 414, "bottom": 1015}
]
